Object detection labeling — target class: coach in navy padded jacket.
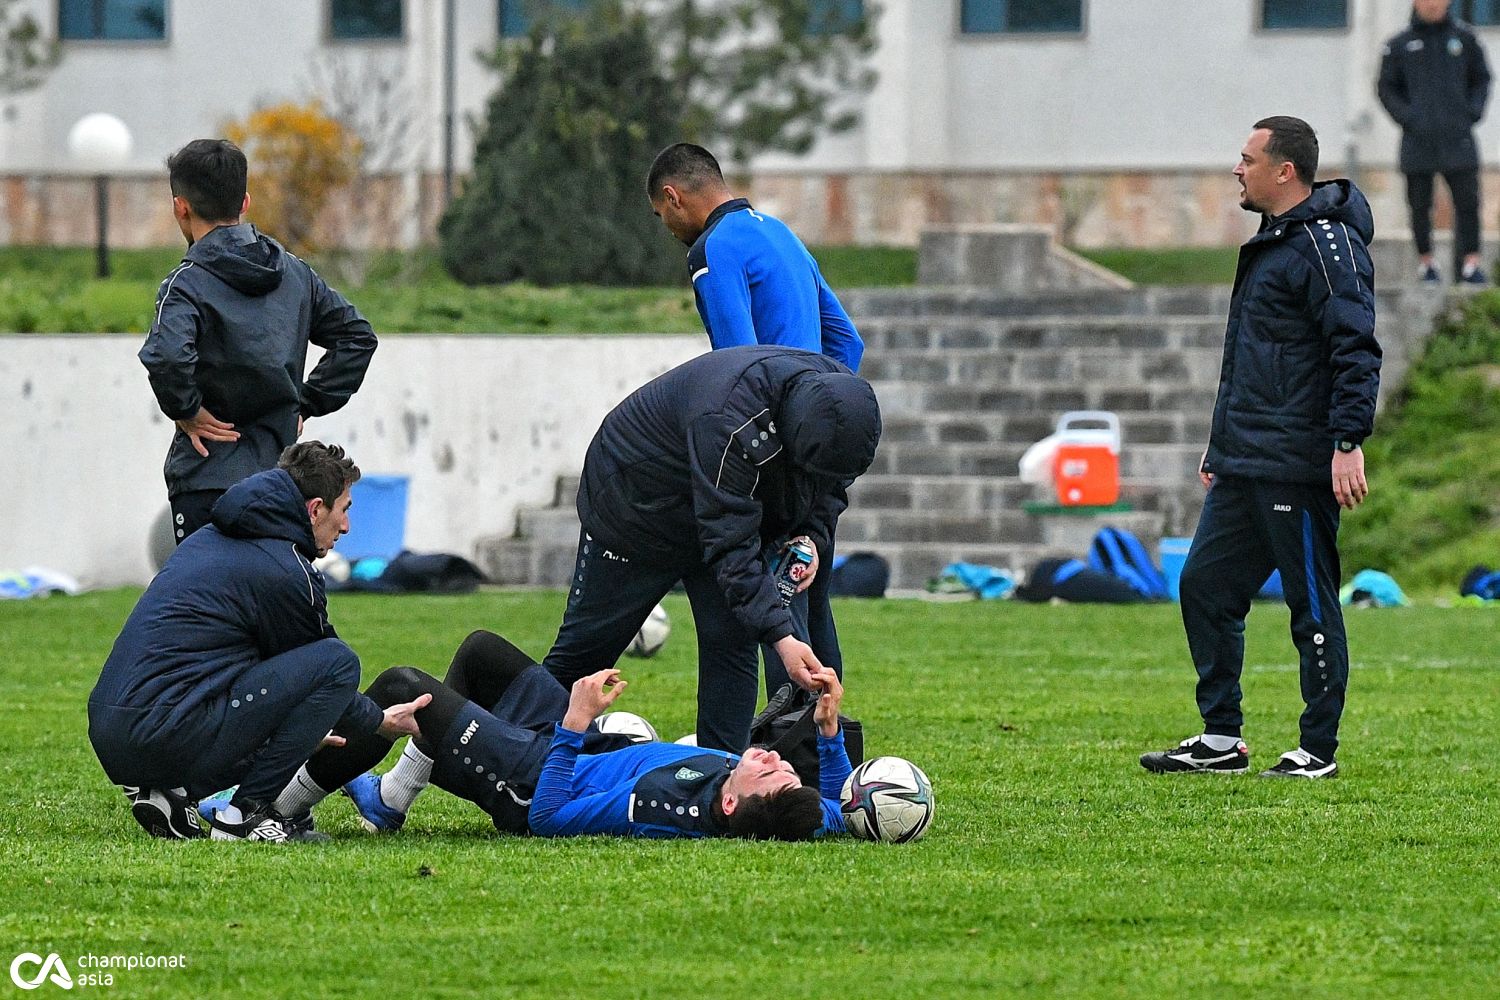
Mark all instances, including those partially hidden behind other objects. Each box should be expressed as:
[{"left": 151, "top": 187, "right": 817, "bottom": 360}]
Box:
[
  {"left": 87, "top": 446, "right": 409, "bottom": 840},
  {"left": 1140, "top": 118, "right": 1380, "bottom": 782},
  {"left": 542, "top": 346, "right": 880, "bottom": 753}
]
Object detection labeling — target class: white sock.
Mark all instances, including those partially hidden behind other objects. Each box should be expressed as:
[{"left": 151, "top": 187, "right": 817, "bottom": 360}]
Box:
[
  {"left": 380, "top": 741, "right": 434, "bottom": 813},
  {"left": 1200, "top": 733, "right": 1242, "bottom": 752},
  {"left": 272, "top": 765, "right": 332, "bottom": 817}
]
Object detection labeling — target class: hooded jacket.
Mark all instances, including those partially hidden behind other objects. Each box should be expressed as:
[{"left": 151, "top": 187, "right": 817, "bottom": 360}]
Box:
[
  {"left": 1378, "top": 11, "right": 1492, "bottom": 172},
  {"left": 576, "top": 346, "right": 881, "bottom": 643},
  {"left": 1203, "top": 180, "right": 1381, "bottom": 485},
  {"left": 138, "top": 224, "right": 377, "bottom": 496},
  {"left": 89, "top": 468, "right": 382, "bottom": 736}
]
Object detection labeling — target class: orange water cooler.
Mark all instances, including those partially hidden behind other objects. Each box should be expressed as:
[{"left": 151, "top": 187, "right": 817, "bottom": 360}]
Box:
[{"left": 1050, "top": 411, "right": 1121, "bottom": 506}]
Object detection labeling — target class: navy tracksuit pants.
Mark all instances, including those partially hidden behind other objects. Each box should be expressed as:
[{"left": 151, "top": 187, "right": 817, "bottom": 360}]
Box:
[
  {"left": 541, "top": 530, "right": 840, "bottom": 753},
  {"left": 1179, "top": 477, "right": 1348, "bottom": 761},
  {"left": 88, "top": 637, "right": 362, "bottom": 805}
]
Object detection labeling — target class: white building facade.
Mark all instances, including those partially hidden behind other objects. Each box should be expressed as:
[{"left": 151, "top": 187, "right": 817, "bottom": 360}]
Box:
[{"left": 3, "top": 0, "right": 1498, "bottom": 247}]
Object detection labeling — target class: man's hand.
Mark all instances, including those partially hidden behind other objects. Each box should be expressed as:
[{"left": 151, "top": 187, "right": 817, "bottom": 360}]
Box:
[
  {"left": 1332, "top": 447, "right": 1368, "bottom": 510},
  {"left": 377, "top": 693, "right": 432, "bottom": 740},
  {"left": 174, "top": 406, "right": 239, "bottom": 458},
  {"left": 788, "top": 535, "right": 819, "bottom": 595},
  {"left": 772, "top": 635, "right": 825, "bottom": 692},
  {"left": 1198, "top": 448, "right": 1214, "bottom": 490},
  {"left": 317, "top": 731, "right": 347, "bottom": 751},
  {"left": 810, "top": 665, "right": 844, "bottom": 738},
  {"left": 562, "top": 669, "right": 627, "bottom": 733}
]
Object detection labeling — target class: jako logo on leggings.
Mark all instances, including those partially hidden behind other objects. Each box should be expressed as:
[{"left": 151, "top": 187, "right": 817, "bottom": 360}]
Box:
[
  {"left": 9, "top": 952, "right": 73, "bottom": 991},
  {"left": 460, "top": 719, "right": 479, "bottom": 744}
]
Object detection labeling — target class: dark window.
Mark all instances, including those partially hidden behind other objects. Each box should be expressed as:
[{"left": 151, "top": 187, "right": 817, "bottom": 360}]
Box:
[
  {"left": 960, "top": 0, "right": 1083, "bottom": 35},
  {"left": 809, "top": 0, "right": 864, "bottom": 35},
  {"left": 330, "top": 0, "right": 403, "bottom": 40},
  {"left": 58, "top": 0, "right": 166, "bottom": 40},
  {"left": 499, "top": 0, "right": 589, "bottom": 38},
  {"left": 1260, "top": 0, "right": 1346, "bottom": 30},
  {"left": 1462, "top": 0, "right": 1500, "bottom": 26}
]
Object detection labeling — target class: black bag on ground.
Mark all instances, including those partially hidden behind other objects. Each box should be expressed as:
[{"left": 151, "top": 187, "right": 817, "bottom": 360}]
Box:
[
  {"left": 1014, "top": 557, "right": 1147, "bottom": 604},
  {"left": 748, "top": 683, "right": 864, "bottom": 785},
  {"left": 830, "top": 552, "right": 890, "bottom": 597}
]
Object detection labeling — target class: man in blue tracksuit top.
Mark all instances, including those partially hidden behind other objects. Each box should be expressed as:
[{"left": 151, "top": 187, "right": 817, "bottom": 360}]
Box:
[
  {"left": 284, "top": 632, "right": 852, "bottom": 840},
  {"left": 647, "top": 142, "right": 863, "bottom": 700},
  {"left": 87, "top": 443, "right": 426, "bottom": 842},
  {"left": 1140, "top": 117, "right": 1380, "bottom": 781}
]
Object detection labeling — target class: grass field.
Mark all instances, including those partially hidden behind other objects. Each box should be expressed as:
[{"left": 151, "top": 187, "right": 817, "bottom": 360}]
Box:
[{"left": 2, "top": 590, "right": 1496, "bottom": 998}]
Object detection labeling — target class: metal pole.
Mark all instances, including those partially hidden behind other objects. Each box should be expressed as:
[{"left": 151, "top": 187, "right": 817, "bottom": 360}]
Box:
[
  {"left": 442, "top": 0, "right": 456, "bottom": 207},
  {"left": 94, "top": 174, "right": 110, "bottom": 279}
]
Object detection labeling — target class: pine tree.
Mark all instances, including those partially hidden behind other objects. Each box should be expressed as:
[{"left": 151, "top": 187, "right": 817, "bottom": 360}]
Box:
[{"left": 439, "top": 5, "right": 683, "bottom": 286}]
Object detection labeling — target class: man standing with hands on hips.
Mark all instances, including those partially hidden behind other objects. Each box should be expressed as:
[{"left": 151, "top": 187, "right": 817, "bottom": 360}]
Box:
[{"left": 1141, "top": 117, "right": 1381, "bottom": 780}]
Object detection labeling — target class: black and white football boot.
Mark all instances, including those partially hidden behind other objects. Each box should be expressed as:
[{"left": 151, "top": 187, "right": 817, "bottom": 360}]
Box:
[
  {"left": 123, "top": 786, "right": 205, "bottom": 840},
  {"left": 1258, "top": 748, "right": 1338, "bottom": 779},
  {"left": 208, "top": 803, "right": 327, "bottom": 843},
  {"left": 1139, "top": 736, "right": 1249, "bottom": 775}
]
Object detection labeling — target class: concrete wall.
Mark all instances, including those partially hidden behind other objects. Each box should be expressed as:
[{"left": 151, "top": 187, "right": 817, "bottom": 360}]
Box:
[{"left": 0, "top": 334, "right": 702, "bottom": 588}]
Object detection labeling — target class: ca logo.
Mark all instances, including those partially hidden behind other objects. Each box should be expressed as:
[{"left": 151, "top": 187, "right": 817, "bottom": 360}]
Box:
[{"left": 9, "top": 952, "right": 73, "bottom": 990}]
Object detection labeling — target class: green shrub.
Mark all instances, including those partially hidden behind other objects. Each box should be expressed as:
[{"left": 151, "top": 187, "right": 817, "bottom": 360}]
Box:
[{"left": 439, "top": 5, "right": 683, "bottom": 287}]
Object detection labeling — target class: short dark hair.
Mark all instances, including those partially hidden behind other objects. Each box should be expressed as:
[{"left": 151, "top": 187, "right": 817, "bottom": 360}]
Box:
[
  {"left": 717, "top": 785, "right": 823, "bottom": 841},
  {"left": 646, "top": 143, "right": 725, "bottom": 199},
  {"left": 166, "top": 139, "right": 247, "bottom": 222},
  {"left": 278, "top": 442, "right": 360, "bottom": 507},
  {"left": 1253, "top": 116, "right": 1318, "bottom": 185}
]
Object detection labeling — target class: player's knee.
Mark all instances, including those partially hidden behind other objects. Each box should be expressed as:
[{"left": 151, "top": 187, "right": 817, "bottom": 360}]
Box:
[{"left": 366, "top": 665, "right": 431, "bottom": 706}]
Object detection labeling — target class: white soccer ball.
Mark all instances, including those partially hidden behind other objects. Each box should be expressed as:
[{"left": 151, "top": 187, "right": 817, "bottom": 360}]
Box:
[
  {"left": 625, "top": 603, "right": 670, "bottom": 658},
  {"left": 596, "top": 711, "right": 659, "bottom": 744},
  {"left": 314, "top": 551, "right": 351, "bottom": 583},
  {"left": 839, "top": 756, "right": 934, "bottom": 844}
]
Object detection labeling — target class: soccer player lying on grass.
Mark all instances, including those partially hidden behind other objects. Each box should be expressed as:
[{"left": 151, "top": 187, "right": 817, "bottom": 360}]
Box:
[{"left": 251, "top": 629, "right": 852, "bottom": 840}]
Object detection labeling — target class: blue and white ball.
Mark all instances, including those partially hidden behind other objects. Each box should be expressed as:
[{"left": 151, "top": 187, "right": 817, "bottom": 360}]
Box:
[
  {"left": 625, "top": 603, "right": 671, "bottom": 658},
  {"left": 596, "top": 711, "right": 659, "bottom": 743}
]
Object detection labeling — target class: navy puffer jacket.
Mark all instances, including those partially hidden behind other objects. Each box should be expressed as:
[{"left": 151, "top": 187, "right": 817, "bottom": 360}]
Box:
[
  {"left": 577, "top": 346, "right": 881, "bottom": 643},
  {"left": 1203, "top": 180, "right": 1382, "bottom": 484},
  {"left": 89, "top": 469, "right": 382, "bottom": 735}
]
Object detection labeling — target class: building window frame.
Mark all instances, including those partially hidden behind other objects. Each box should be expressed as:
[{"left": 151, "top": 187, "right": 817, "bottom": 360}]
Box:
[
  {"left": 955, "top": 0, "right": 1087, "bottom": 40},
  {"left": 1255, "top": 0, "right": 1350, "bottom": 34},
  {"left": 57, "top": 0, "right": 169, "bottom": 44},
  {"left": 326, "top": 0, "right": 406, "bottom": 44}
]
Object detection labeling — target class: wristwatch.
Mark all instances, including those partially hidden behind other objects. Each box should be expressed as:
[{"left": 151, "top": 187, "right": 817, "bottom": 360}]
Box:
[{"left": 1335, "top": 440, "right": 1358, "bottom": 453}]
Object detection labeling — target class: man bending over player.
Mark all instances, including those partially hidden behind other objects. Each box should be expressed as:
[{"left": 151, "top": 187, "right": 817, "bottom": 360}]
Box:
[{"left": 265, "top": 630, "right": 851, "bottom": 840}]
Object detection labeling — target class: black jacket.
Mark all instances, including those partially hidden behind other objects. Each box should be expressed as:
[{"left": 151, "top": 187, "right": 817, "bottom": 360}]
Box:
[
  {"left": 89, "top": 468, "right": 382, "bottom": 735},
  {"left": 1203, "top": 180, "right": 1381, "bottom": 485},
  {"left": 576, "top": 346, "right": 881, "bottom": 643},
  {"left": 1378, "top": 11, "right": 1492, "bottom": 172},
  {"left": 139, "top": 224, "right": 377, "bottom": 496}
]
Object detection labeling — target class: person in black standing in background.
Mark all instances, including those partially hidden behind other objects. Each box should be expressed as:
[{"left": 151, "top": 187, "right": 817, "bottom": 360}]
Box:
[
  {"left": 1378, "top": 0, "right": 1492, "bottom": 284},
  {"left": 140, "top": 139, "right": 377, "bottom": 543}
]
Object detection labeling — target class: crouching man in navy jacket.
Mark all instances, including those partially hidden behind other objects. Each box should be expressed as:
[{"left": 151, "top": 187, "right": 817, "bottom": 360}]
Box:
[
  {"left": 272, "top": 629, "right": 851, "bottom": 841},
  {"left": 1141, "top": 117, "right": 1380, "bottom": 781},
  {"left": 544, "top": 345, "right": 881, "bottom": 753},
  {"left": 87, "top": 443, "right": 427, "bottom": 842}
]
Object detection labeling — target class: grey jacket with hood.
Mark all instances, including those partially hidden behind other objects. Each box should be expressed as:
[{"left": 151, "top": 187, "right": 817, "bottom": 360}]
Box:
[{"left": 139, "top": 224, "right": 377, "bottom": 496}]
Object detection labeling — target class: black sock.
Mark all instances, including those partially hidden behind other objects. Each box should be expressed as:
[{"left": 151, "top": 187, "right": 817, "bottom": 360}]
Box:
[{"left": 305, "top": 667, "right": 470, "bottom": 789}]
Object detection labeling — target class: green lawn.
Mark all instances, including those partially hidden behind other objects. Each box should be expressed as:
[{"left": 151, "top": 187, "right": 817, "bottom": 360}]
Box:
[
  {"left": 1073, "top": 246, "right": 1239, "bottom": 286},
  {"left": 0, "top": 244, "right": 917, "bottom": 335},
  {"left": 2, "top": 591, "right": 1495, "bottom": 998}
]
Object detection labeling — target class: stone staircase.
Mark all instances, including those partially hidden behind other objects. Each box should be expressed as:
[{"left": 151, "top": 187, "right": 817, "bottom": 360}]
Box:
[{"left": 476, "top": 284, "right": 1236, "bottom": 590}]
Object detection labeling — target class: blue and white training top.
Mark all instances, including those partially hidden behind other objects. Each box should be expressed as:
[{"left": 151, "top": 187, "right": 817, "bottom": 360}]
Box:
[
  {"left": 686, "top": 198, "right": 864, "bottom": 372},
  {"left": 528, "top": 725, "right": 852, "bottom": 838}
]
